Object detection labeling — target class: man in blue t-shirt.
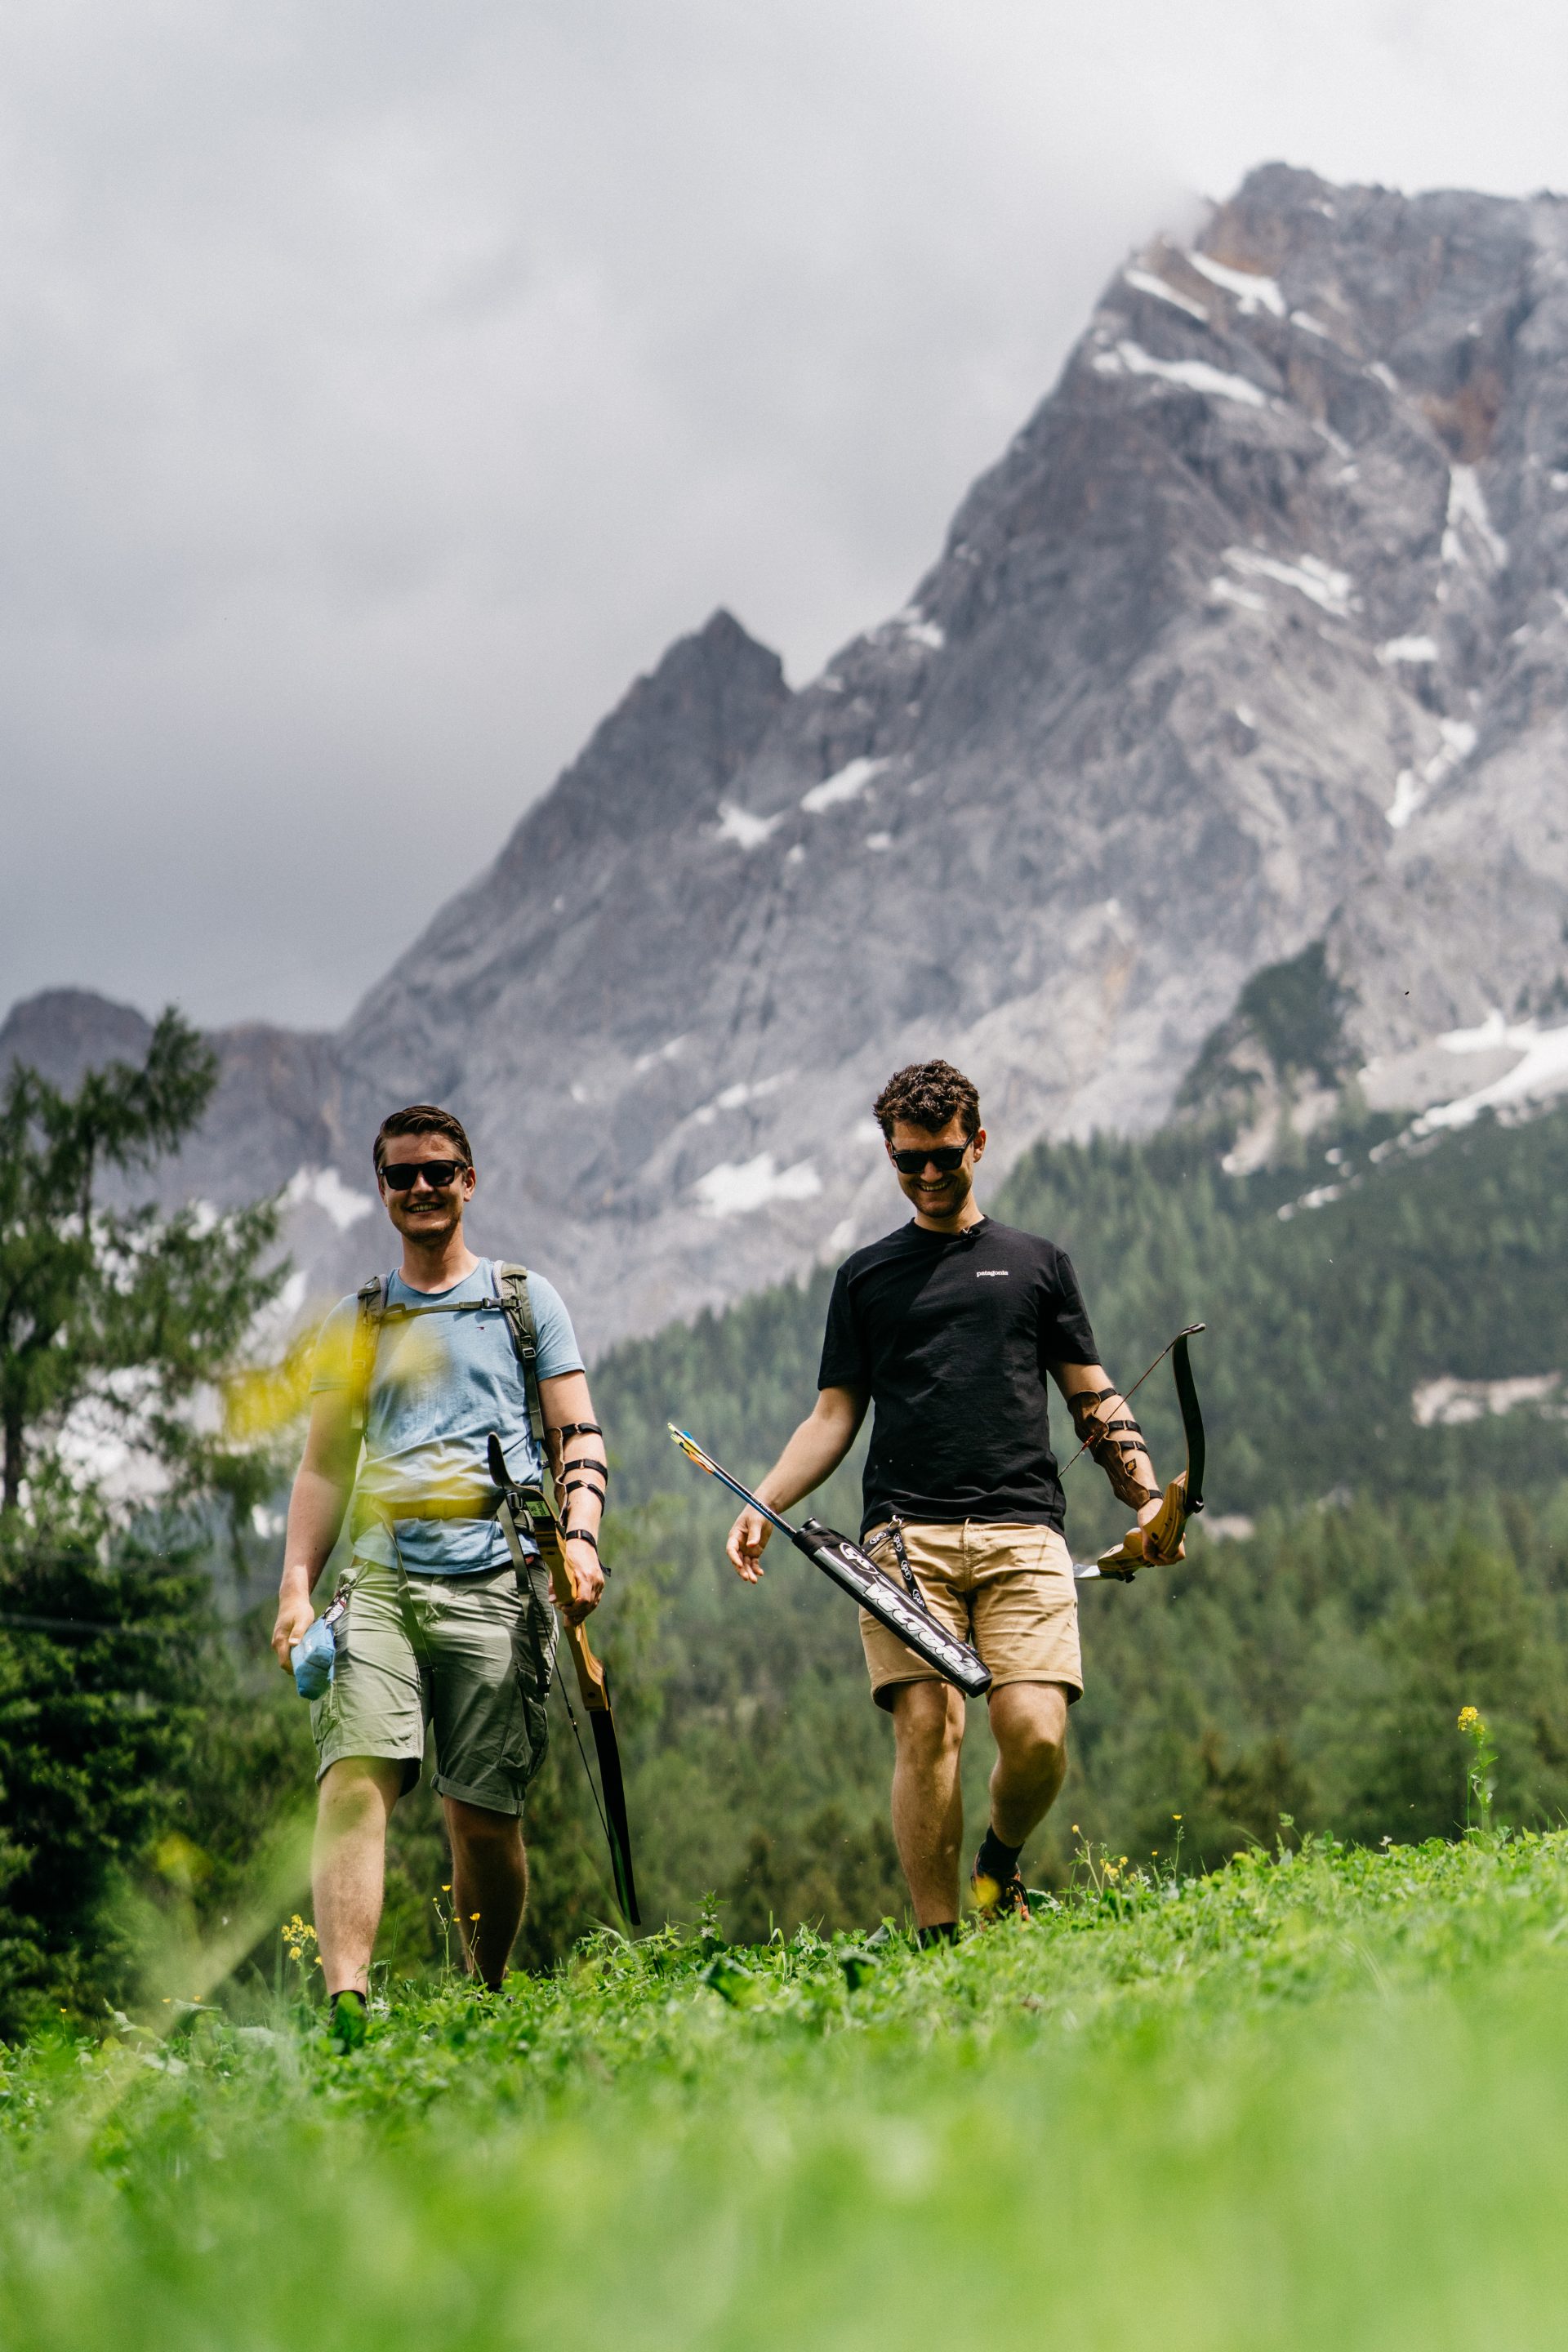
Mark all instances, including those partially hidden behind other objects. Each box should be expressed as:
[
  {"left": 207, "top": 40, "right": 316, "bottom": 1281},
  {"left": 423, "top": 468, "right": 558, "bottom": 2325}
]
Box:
[{"left": 270, "top": 1102, "right": 607, "bottom": 2036}]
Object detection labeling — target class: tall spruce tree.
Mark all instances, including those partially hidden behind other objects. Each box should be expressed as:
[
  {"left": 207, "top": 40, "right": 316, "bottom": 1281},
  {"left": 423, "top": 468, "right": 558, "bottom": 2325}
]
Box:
[
  {"left": 0, "top": 1012, "right": 288, "bottom": 2028},
  {"left": 0, "top": 1009, "right": 283, "bottom": 1514}
]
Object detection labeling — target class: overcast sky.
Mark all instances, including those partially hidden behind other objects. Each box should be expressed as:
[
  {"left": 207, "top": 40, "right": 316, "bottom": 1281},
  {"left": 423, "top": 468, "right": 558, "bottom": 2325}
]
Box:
[{"left": 4, "top": 0, "right": 1568, "bottom": 1031}]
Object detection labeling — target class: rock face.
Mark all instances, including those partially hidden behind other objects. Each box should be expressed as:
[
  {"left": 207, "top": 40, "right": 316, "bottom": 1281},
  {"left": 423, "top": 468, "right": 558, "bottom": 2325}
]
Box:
[{"left": 11, "top": 163, "right": 1568, "bottom": 1348}]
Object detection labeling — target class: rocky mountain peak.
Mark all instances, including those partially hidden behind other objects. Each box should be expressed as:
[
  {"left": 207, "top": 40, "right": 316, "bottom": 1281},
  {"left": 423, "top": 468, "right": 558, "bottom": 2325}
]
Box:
[
  {"left": 14, "top": 167, "right": 1568, "bottom": 1351},
  {"left": 492, "top": 607, "right": 790, "bottom": 882},
  {"left": 0, "top": 990, "right": 155, "bottom": 1095}
]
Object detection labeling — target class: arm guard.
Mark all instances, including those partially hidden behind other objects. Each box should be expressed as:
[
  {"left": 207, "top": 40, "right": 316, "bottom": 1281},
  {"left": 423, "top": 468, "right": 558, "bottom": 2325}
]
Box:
[{"left": 1068, "top": 1388, "right": 1160, "bottom": 1511}]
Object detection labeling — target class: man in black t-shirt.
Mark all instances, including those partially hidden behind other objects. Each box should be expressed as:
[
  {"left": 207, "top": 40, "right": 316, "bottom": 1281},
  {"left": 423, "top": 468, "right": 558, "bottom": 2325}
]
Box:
[{"left": 725, "top": 1058, "right": 1173, "bottom": 1938}]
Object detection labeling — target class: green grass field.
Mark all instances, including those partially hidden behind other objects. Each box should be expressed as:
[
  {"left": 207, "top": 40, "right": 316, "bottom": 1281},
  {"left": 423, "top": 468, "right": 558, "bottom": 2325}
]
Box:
[{"left": 5, "top": 1828, "right": 1568, "bottom": 2350}]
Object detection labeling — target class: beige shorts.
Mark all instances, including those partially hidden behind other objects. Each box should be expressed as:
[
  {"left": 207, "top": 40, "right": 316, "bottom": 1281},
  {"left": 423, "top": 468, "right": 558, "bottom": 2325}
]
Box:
[{"left": 858, "top": 1520, "right": 1082, "bottom": 1710}]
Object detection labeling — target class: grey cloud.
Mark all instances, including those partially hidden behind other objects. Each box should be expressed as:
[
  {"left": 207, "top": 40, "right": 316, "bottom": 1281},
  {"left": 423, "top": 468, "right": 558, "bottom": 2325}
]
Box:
[{"left": 1, "top": 0, "right": 1566, "bottom": 1026}]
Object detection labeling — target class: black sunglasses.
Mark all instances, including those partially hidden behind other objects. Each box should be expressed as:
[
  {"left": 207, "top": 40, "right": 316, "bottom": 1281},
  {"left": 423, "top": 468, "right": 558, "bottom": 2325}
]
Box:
[
  {"left": 380, "top": 1158, "right": 469, "bottom": 1192},
  {"left": 889, "top": 1142, "right": 972, "bottom": 1175}
]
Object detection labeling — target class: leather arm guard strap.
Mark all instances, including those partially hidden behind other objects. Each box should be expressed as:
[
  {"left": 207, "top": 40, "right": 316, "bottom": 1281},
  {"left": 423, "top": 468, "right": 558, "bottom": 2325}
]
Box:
[
  {"left": 561, "top": 1448, "right": 608, "bottom": 1512},
  {"left": 1069, "top": 1388, "right": 1160, "bottom": 1510}
]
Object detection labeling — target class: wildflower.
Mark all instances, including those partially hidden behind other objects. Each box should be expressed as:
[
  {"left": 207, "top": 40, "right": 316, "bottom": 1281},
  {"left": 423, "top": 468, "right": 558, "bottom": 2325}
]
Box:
[
  {"left": 1172, "top": 1814, "right": 1182, "bottom": 1821},
  {"left": 1458, "top": 1706, "right": 1480, "bottom": 1731}
]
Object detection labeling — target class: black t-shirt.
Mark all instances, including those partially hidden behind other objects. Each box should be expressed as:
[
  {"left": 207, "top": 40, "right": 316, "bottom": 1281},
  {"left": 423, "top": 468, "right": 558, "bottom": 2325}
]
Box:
[{"left": 817, "top": 1216, "right": 1099, "bottom": 1535}]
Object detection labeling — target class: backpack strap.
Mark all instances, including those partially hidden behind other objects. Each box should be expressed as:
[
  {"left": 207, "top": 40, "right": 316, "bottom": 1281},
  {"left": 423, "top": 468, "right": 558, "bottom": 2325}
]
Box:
[
  {"left": 348, "top": 1273, "right": 390, "bottom": 1443},
  {"left": 495, "top": 1263, "right": 556, "bottom": 1510}
]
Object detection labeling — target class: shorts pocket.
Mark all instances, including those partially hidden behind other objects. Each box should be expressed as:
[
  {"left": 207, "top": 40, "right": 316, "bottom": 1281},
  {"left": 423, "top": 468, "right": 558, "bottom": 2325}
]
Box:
[{"left": 508, "top": 1564, "right": 557, "bottom": 1795}]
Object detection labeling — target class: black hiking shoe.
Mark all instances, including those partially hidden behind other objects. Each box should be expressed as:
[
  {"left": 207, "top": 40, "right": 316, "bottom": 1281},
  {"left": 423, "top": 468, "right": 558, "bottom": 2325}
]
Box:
[
  {"left": 970, "top": 1855, "right": 1031, "bottom": 1925},
  {"left": 328, "top": 1990, "right": 369, "bottom": 2052},
  {"left": 916, "top": 1921, "right": 959, "bottom": 1950}
]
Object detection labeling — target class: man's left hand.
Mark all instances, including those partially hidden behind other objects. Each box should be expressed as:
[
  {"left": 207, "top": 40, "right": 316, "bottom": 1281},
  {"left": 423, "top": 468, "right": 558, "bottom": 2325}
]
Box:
[
  {"left": 1096, "top": 1478, "right": 1190, "bottom": 1578},
  {"left": 1137, "top": 1475, "right": 1189, "bottom": 1566},
  {"left": 559, "top": 1535, "right": 604, "bottom": 1621}
]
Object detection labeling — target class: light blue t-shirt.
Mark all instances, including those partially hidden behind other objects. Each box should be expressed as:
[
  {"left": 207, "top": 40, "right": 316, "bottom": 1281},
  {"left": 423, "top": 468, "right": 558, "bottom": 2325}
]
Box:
[{"left": 310, "top": 1258, "right": 584, "bottom": 1575}]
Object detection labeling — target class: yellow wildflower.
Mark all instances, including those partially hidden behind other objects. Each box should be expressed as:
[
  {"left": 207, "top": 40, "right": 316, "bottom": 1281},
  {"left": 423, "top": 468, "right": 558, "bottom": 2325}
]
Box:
[{"left": 1458, "top": 1706, "right": 1481, "bottom": 1732}]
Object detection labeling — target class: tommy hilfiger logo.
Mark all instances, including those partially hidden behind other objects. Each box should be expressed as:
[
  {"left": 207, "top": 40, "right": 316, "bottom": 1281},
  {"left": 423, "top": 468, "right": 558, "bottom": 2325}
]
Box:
[{"left": 976, "top": 1269, "right": 1009, "bottom": 1277}]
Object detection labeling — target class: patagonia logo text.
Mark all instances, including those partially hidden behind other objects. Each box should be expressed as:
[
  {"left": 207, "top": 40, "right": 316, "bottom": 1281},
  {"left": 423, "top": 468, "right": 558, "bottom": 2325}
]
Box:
[{"left": 976, "top": 1269, "right": 1009, "bottom": 1277}]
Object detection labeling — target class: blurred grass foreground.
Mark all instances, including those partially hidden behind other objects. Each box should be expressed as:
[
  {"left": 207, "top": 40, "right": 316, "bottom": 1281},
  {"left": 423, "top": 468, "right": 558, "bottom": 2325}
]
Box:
[{"left": 6, "top": 1828, "right": 1568, "bottom": 2349}]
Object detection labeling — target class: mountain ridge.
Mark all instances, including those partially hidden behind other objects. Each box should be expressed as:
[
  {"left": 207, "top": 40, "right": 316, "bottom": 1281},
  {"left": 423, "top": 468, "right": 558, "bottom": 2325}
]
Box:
[{"left": 11, "top": 160, "right": 1568, "bottom": 1351}]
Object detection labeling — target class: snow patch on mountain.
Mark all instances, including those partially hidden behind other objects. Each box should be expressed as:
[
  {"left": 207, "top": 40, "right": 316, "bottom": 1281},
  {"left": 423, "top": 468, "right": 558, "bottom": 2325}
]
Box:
[
  {"left": 1386, "top": 718, "right": 1477, "bottom": 830},
  {"left": 1222, "top": 547, "right": 1358, "bottom": 617},
  {"left": 1121, "top": 268, "right": 1208, "bottom": 322},
  {"left": 716, "top": 803, "right": 783, "bottom": 849},
  {"left": 801, "top": 758, "right": 884, "bottom": 815},
  {"left": 1092, "top": 341, "right": 1268, "bottom": 408},
  {"left": 1413, "top": 1372, "right": 1563, "bottom": 1428},
  {"left": 694, "top": 1154, "right": 823, "bottom": 1218},
  {"left": 693, "top": 1071, "right": 795, "bottom": 1125},
  {"left": 283, "top": 1167, "right": 376, "bottom": 1231},
  {"left": 1185, "top": 250, "right": 1286, "bottom": 315},
  {"left": 1443, "top": 467, "right": 1508, "bottom": 571},
  {"left": 1415, "top": 1015, "right": 1568, "bottom": 1131}
]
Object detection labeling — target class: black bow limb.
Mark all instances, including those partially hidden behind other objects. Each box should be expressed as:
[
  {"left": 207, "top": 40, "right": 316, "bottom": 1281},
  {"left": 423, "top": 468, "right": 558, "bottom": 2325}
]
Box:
[
  {"left": 1085, "top": 1325, "right": 1206, "bottom": 1581},
  {"left": 487, "top": 1432, "right": 640, "bottom": 1927}
]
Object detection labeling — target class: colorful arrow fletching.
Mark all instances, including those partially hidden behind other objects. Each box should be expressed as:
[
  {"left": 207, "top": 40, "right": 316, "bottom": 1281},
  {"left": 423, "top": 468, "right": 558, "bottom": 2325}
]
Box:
[
  {"left": 669, "top": 1425, "right": 720, "bottom": 1475},
  {"left": 666, "top": 1426, "right": 795, "bottom": 1534}
]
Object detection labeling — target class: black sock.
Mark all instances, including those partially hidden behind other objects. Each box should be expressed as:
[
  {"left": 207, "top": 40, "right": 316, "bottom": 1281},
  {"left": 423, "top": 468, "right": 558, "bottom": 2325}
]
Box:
[
  {"left": 328, "top": 1989, "right": 369, "bottom": 2051},
  {"left": 917, "top": 1922, "right": 958, "bottom": 1948},
  {"left": 976, "top": 1827, "right": 1023, "bottom": 1884}
]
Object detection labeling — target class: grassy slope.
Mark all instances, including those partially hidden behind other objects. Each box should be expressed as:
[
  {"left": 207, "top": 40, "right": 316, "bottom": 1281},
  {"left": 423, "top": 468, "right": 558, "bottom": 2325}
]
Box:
[{"left": 7, "top": 1830, "right": 1568, "bottom": 2349}]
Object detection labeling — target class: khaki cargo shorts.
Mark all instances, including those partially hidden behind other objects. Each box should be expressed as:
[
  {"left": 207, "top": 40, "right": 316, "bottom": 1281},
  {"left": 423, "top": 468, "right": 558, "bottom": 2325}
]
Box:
[
  {"left": 310, "top": 1555, "right": 558, "bottom": 1815},
  {"left": 858, "top": 1520, "right": 1082, "bottom": 1710}
]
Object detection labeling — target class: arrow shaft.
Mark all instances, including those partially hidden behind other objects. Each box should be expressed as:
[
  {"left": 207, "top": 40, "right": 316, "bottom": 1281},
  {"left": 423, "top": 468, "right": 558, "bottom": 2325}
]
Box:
[{"left": 668, "top": 1430, "right": 797, "bottom": 1536}]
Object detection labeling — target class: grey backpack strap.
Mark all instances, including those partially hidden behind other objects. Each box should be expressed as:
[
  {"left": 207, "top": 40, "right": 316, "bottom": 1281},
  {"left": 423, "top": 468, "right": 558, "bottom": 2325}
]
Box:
[
  {"left": 495, "top": 1263, "right": 555, "bottom": 1507},
  {"left": 348, "top": 1274, "right": 390, "bottom": 1443}
]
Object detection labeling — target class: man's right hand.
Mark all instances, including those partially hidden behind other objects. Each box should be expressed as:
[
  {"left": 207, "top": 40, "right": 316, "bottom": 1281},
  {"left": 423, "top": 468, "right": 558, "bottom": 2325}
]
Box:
[
  {"left": 271, "top": 1584, "right": 317, "bottom": 1673},
  {"left": 726, "top": 1508, "right": 773, "bottom": 1584}
]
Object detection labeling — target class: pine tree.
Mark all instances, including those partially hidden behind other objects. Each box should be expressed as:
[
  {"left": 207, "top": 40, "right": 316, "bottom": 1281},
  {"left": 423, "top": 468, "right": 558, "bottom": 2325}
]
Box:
[
  {"left": 0, "top": 1009, "right": 283, "bottom": 1514},
  {"left": 0, "top": 1012, "right": 290, "bottom": 2026}
]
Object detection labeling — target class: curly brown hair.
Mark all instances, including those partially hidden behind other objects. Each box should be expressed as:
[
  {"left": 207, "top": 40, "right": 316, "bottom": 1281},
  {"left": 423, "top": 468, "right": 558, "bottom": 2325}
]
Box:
[
  {"left": 872, "top": 1060, "right": 981, "bottom": 1140},
  {"left": 372, "top": 1103, "right": 474, "bottom": 1173}
]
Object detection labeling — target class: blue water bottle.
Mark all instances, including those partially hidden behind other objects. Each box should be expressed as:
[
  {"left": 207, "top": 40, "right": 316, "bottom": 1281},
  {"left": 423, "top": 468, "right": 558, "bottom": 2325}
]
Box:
[{"left": 291, "top": 1598, "right": 344, "bottom": 1699}]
